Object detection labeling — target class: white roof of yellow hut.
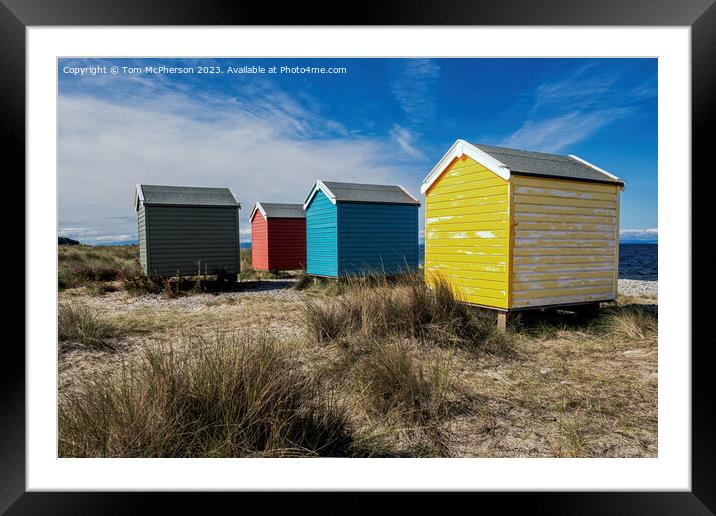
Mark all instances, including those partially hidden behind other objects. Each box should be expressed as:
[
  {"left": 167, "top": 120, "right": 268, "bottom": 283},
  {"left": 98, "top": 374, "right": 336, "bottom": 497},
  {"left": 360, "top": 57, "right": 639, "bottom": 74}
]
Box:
[{"left": 421, "top": 139, "right": 624, "bottom": 194}]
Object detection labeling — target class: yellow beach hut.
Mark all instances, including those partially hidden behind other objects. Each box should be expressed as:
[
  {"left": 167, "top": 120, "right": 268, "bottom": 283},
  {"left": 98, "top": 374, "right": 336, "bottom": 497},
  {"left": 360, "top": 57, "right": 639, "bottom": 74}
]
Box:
[{"left": 421, "top": 140, "right": 625, "bottom": 327}]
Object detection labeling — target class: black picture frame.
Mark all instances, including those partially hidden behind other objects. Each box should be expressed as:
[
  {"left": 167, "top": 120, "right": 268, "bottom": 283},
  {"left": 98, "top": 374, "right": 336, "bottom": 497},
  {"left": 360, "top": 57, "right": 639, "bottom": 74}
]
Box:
[{"left": 5, "top": 0, "right": 712, "bottom": 513}]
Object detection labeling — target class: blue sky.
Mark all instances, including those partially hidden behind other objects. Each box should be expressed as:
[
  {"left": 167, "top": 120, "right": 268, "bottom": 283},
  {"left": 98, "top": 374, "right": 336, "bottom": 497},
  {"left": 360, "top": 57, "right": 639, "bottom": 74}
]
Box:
[{"left": 58, "top": 58, "right": 657, "bottom": 244}]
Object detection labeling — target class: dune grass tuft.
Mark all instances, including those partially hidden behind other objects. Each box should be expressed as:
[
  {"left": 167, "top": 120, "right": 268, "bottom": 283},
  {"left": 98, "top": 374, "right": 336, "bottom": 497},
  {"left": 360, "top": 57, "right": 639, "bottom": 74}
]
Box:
[
  {"left": 602, "top": 304, "right": 658, "bottom": 340},
  {"left": 292, "top": 272, "right": 313, "bottom": 291},
  {"left": 59, "top": 331, "right": 363, "bottom": 458},
  {"left": 360, "top": 339, "right": 455, "bottom": 424},
  {"left": 58, "top": 303, "right": 123, "bottom": 350},
  {"left": 301, "top": 272, "right": 512, "bottom": 354}
]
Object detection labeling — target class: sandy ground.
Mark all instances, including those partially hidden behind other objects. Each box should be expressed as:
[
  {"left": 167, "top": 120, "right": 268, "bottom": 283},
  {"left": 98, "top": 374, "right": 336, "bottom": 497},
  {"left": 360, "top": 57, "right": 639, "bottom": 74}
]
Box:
[
  {"left": 58, "top": 278, "right": 658, "bottom": 458},
  {"left": 78, "top": 279, "right": 301, "bottom": 312},
  {"left": 73, "top": 278, "right": 657, "bottom": 314}
]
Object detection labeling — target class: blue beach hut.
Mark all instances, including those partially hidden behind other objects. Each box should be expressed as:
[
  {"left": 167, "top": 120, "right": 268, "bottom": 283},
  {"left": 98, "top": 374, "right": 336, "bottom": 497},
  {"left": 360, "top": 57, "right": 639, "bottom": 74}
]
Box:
[{"left": 303, "top": 180, "right": 421, "bottom": 277}]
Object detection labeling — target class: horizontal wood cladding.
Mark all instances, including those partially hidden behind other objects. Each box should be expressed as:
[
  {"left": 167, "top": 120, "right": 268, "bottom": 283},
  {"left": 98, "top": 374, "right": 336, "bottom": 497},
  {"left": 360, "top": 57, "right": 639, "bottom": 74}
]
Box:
[
  {"left": 266, "top": 218, "right": 306, "bottom": 271},
  {"left": 251, "top": 213, "right": 269, "bottom": 270},
  {"left": 511, "top": 292, "right": 615, "bottom": 308},
  {"left": 338, "top": 202, "right": 419, "bottom": 276},
  {"left": 425, "top": 156, "right": 509, "bottom": 308},
  {"left": 510, "top": 175, "right": 619, "bottom": 308},
  {"left": 138, "top": 204, "right": 148, "bottom": 273},
  {"left": 512, "top": 176, "right": 618, "bottom": 193},
  {"left": 423, "top": 152, "right": 621, "bottom": 311},
  {"left": 306, "top": 189, "right": 338, "bottom": 277},
  {"left": 251, "top": 214, "right": 305, "bottom": 271},
  {"left": 306, "top": 188, "right": 419, "bottom": 278},
  {"left": 144, "top": 205, "right": 239, "bottom": 277}
]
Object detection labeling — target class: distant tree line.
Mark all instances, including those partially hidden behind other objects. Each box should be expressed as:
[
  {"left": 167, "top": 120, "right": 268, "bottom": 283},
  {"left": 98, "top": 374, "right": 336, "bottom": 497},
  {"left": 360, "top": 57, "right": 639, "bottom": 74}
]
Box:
[{"left": 58, "top": 236, "right": 80, "bottom": 246}]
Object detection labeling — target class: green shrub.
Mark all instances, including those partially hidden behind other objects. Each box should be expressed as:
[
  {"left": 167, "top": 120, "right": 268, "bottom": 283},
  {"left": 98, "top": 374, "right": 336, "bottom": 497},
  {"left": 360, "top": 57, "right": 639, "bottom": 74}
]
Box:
[
  {"left": 162, "top": 276, "right": 183, "bottom": 298},
  {"left": 120, "top": 265, "right": 163, "bottom": 295}
]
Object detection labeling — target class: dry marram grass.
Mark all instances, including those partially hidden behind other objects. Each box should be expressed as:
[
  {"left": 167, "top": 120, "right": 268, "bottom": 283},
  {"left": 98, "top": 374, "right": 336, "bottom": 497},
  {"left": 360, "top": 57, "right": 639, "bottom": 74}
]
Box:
[
  {"left": 59, "top": 331, "right": 360, "bottom": 457},
  {"left": 57, "top": 245, "right": 658, "bottom": 458}
]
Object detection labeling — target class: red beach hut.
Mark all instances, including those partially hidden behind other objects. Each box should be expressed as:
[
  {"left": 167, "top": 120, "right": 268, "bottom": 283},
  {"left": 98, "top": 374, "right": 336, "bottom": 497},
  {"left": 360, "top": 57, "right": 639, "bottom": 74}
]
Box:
[{"left": 250, "top": 202, "right": 306, "bottom": 271}]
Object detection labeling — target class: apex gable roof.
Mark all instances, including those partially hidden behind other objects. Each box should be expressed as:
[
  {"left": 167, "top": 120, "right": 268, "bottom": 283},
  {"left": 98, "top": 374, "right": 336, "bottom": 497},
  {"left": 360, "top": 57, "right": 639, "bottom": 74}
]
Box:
[
  {"left": 303, "top": 180, "right": 420, "bottom": 209},
  {"left": 135, "top": 184, "right": 240, "bottom": 210},
  {"left": 420, "top": 140, "right": 624, "bottom": 194},
  {"left": 250, "top": 202, "right": 306, "bottom": 222}
]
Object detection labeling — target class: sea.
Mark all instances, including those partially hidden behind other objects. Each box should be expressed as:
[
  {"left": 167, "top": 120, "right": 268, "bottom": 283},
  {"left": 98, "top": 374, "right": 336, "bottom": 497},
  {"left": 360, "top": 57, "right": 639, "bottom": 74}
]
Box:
[
  {"left": 616, "top": 243, "right": 658, "bottom": 280},
  {"left": 417, "top": 243, "right": 658, "bottom": 281}
]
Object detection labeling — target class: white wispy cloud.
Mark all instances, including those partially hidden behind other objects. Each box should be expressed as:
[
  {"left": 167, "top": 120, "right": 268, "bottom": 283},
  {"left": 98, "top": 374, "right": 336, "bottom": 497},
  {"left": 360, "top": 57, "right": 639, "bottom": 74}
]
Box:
[
  {"left": 498, "top": 64, "right": 656, "bottom": 153},
  {"left": 390, "top": 59, "right": 440, "bottom": 125},
  {"left": 59, "top": 90, "right": 419, "bottom": 244},
  {"left": 389, "top": 125, "right": 425, "bottom": 160},
  {"left": 529, "top": 64, "right": 618, "bottom": 114},
  {"left": 499, "top": 109, "right": 631, "bottom": 153},
  {"left": 95, "top": 234, "right": 134, "bottom": 242},
  {"left": 59, "top": 216, "right": 138, "bottom": 244}
]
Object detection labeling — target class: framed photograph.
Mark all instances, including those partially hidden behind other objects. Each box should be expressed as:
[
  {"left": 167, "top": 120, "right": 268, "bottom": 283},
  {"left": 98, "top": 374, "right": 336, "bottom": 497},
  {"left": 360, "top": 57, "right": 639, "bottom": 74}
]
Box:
[{"left": 7, "top": 0, "right": 712, "bottom": 512}]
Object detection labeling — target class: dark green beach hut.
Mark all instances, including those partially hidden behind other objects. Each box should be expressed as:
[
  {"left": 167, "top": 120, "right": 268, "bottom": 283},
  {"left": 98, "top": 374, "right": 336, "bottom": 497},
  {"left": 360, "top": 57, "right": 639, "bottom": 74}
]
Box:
[{"left": 134, "top": 184, "right": 241, "bottom": 277}]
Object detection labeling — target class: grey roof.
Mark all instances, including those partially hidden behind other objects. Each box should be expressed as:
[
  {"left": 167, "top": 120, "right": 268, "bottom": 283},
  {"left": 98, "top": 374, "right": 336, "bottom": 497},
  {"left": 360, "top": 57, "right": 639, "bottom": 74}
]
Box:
[
  {"left": 321, "top": 181, "right": 420, "bottom": 205},
  {"left": 472, "top": 143, "right": 623, "bottom": 185},
  {"left": 136, "top": 184, "right": 239, "bottom": 208},
  {"left": 256, "top": 202, "right": 305, "bottom": 218}
]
